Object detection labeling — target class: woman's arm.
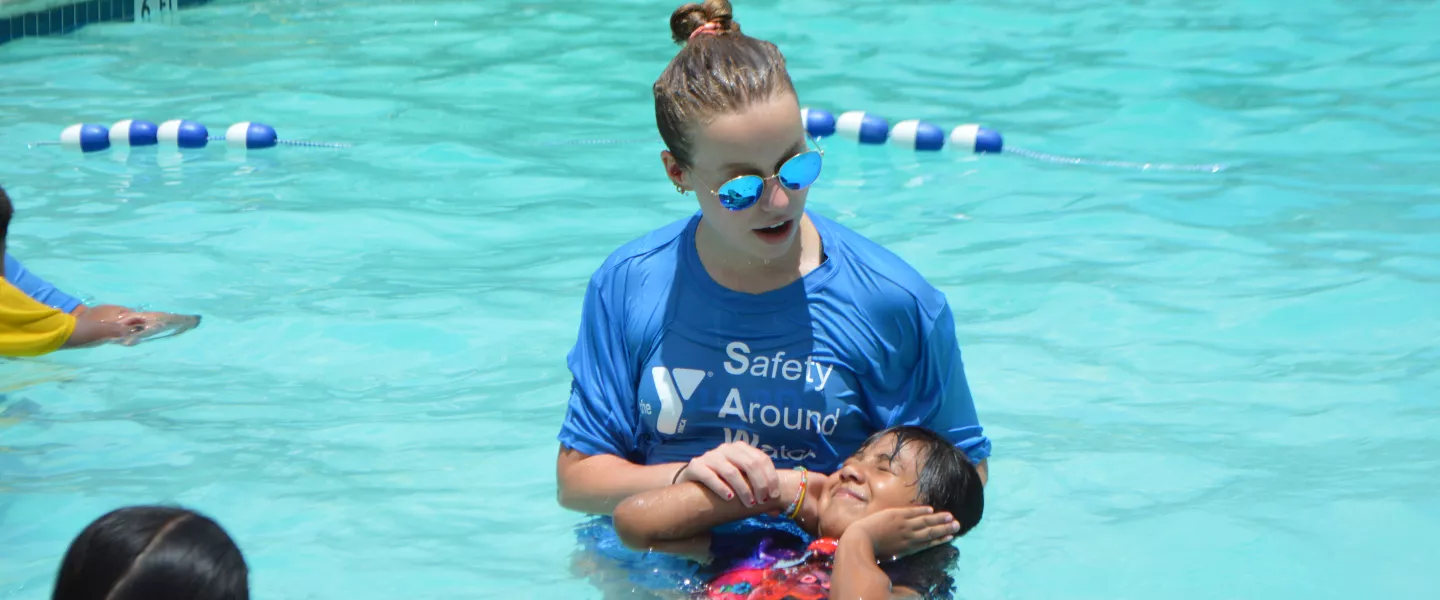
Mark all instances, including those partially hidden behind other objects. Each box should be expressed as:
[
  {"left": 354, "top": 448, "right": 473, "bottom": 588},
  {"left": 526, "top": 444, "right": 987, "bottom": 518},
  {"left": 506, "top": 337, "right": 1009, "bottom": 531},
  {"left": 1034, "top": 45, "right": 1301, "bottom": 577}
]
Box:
[
  {"left": 560, "top": 440, "right": 784, "bottom": 516},
  {"left": 879, "top": 299, "right": 993, "bottom": 483},
  {"left": 556, "top": 446, "right": 689, "bottom": 515},
  {"left": 612, "top": 468, "right": 808, "bottom": 558}
]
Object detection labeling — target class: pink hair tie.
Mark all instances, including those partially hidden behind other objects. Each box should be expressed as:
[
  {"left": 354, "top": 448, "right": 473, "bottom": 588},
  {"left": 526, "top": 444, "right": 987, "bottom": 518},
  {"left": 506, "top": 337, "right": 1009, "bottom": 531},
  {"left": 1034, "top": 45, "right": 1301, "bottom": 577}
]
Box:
[{"left": 689, "top": 22, "right": 722, "bottom": 40}]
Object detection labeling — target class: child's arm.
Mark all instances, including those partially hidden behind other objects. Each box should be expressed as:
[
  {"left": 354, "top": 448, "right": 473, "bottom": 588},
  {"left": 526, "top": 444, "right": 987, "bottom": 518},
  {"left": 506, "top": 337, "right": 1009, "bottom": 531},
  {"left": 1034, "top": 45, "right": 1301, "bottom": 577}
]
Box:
[
  {"left": 63, "top": 311, "right": 199, "bottom": 348},
  {"left": 63, "top": 316, "right": 135, "bottom": 348},
  {"left": 830, "top": 531, "right": 922, "bottom": 599},
  {"left": 613, "top": 469, "right": 811, "bottom": 561},
  {"left": 830, "top": 507, "right": 962, "bottom": 600}
]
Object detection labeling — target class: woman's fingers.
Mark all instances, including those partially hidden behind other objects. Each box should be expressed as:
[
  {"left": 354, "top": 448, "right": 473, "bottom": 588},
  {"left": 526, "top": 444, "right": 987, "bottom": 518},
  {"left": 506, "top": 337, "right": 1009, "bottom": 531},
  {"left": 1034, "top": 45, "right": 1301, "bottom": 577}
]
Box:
[
  {"left": 685, "top": 443, "right": 780, "bottom": 506},
  {"left": 711, "top": 460, "right": 757, "bottom": 505},
  {"left": 687, "top": 462, "right": 738, "bottom": 501},
  {"left": 733, "top": 445, "right": 778, "bottom": 502}
]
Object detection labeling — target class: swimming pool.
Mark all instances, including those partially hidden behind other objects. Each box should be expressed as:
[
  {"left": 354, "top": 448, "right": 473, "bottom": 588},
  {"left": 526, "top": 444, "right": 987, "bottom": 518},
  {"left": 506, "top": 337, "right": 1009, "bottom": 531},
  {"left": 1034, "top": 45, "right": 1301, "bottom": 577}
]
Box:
[{"left": 1, "top": 0, "right": 1437, "bottom": 597}]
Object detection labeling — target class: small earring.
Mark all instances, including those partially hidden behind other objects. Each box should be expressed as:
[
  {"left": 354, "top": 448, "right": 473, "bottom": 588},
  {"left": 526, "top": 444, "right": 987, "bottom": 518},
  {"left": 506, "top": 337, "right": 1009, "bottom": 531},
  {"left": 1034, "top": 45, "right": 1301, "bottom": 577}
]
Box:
[{"left": 675, "top": 184, "right": 687, "bottom": 195}]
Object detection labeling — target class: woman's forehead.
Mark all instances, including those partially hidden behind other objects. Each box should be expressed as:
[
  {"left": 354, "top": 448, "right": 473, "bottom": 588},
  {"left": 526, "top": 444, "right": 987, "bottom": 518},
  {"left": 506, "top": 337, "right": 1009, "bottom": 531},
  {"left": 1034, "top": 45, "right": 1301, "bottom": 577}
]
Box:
[{"left": 689, "top": 97, "right": 804, "bottom": 168}]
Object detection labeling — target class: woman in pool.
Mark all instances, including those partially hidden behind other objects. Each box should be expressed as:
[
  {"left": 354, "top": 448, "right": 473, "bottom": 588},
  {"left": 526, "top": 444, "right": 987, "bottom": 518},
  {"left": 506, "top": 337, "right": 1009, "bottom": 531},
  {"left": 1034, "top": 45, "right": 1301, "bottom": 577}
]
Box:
[
  {"left": 556, "top": 0, "right": 988, "bottom": 523},
  {"left": 613, "top": 426, "right": 985, "bottom": 599}
]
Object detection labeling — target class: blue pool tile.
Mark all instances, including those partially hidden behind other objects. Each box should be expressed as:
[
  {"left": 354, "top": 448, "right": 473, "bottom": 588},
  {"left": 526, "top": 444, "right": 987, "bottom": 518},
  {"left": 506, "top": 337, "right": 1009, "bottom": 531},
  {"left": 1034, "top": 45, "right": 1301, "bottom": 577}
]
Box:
[
  {"left": 79, "top": 0, "right": 95, "bottom": 27},
  {"left": 46, "top": 6, "right": 62, "bottom": 35}
]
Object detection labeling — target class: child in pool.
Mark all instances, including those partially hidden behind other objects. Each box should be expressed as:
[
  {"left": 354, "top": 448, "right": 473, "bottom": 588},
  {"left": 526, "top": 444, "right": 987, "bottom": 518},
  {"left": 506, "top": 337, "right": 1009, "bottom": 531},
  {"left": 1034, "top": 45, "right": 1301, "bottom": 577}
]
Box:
[
  {"left": 51, "top": 505, "right": 249, "bottom": 600},
  {"left": 614, "top": 426, "right": 985, "bottom": 599},
  {"left": 0, "top": 184, "right": 198, "bottom": 355}
]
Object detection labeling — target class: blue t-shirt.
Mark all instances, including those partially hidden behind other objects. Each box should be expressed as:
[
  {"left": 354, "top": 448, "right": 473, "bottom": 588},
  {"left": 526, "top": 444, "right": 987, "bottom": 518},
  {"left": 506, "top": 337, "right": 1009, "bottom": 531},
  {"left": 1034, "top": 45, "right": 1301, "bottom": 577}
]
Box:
[
  {"left": 558, "top": 211, "right": 990, "bottom": 471},
  {"left": 4, "top": 253, "right": 83, "bottom": 313}
]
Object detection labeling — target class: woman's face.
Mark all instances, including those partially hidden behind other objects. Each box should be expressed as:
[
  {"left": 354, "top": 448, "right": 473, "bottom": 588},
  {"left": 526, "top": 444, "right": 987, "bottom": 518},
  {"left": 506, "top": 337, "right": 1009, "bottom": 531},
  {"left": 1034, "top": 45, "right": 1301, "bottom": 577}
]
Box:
[
  {"left": 818, "top": 433, "right": 926, "bottom": 537},
  {"left": 665, "top": 92, "right": 814, "bottom": 263}
]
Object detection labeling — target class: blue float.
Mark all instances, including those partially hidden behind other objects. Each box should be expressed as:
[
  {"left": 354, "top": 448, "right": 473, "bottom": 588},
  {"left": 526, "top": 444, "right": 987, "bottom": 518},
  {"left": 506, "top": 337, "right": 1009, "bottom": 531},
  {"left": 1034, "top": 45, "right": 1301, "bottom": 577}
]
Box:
[
  {"left": 224, "top": 122, "right": 278, "bottom": 150},
  {"left": 949, "top": 124, "right": 1004, "bottom": 154},
  {"left": 60, "top": 124, "right": 111, "bottom": 153},
  {"left": 157, "top": 120, "right": 210, "bottom": 149},
  {"left": 109, "top": 120, "right": 159, "bottom": 147},
  {"left": 834, "top": 111, "right": 890, "bottom": 145},
  {"left": 891, "top": 120, "right": 947, "bottom": 151},
  {"left": 800, "top": 108, "right": 836, "bottom": 138}
]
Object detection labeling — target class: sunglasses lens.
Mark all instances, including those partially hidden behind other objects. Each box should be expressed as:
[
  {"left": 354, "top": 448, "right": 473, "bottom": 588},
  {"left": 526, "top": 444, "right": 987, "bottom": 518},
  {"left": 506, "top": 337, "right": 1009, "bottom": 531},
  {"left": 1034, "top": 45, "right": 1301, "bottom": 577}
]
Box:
[
  {"left": 778, "top": 151, "right": 823, "bottom": 190},
  {"left": 716, "top": 176, "right": 764, "bottom": 210}
]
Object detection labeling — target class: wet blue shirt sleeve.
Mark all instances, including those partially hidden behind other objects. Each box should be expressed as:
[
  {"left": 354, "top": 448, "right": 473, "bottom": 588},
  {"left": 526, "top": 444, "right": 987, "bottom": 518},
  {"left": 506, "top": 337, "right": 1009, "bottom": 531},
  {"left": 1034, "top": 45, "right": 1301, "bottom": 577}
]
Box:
[
  {"left": 875, "top": 301, "right": 992, "bottom": 464},
  {"left": 4, "top": 253, "right": 82, "bottom": 313},
  {"left": 558, "top": 268, "right": 642, "bottom": 462}
]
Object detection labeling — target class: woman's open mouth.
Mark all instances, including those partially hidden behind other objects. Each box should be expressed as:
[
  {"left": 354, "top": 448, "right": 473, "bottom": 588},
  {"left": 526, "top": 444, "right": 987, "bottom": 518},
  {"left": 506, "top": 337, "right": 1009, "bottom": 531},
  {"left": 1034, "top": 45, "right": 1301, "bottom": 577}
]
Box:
[{"left": 753, "top": 219, "right": 795, "bottom": 244}]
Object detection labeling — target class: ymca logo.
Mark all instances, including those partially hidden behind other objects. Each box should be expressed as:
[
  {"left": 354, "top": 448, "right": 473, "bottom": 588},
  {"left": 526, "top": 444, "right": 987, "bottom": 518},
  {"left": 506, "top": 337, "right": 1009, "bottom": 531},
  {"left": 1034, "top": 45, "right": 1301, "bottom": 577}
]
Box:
[{"left": 649, "top": 367, "right": 706, "bottom": 435}]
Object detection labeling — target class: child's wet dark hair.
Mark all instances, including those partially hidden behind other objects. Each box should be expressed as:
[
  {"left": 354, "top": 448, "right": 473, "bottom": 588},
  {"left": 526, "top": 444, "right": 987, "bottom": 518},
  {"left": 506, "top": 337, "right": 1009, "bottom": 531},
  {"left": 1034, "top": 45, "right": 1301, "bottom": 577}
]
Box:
[
  {"left": 859, "top": 425, "right": 985, "bottom": 536},
  {"left": 861, "top": 425, "right": 985, "bottom": 599},
  {"left": 1, "top": 184, "right": 13, "bottom": 252},
  {"left": 52, "top": 505, "right": 249, "bottom": 600}
]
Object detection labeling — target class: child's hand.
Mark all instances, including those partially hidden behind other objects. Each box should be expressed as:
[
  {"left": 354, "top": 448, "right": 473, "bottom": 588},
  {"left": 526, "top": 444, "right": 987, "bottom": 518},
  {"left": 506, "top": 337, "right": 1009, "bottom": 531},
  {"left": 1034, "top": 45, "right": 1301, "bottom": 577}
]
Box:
[
  {"left": 111, "top": 312, "right": 201, "bottom": 346},
  {"left": 843, "top": 506, "right": 961, "bottom": 561}
]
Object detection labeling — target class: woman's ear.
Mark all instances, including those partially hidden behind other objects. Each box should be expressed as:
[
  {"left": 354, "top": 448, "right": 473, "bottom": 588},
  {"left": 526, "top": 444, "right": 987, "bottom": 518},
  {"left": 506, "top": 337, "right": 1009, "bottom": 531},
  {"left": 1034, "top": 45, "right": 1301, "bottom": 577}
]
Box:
[{"left": 661, "top": 150, "right": 687, "bottom": 191}]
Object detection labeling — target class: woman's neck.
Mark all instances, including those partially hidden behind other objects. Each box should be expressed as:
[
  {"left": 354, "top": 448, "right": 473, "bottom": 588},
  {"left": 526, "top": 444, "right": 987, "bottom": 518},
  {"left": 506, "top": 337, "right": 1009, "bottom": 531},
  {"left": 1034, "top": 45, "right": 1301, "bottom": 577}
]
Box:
[{"left": 696, "top": 214, "right": 823, "bottom": 294}]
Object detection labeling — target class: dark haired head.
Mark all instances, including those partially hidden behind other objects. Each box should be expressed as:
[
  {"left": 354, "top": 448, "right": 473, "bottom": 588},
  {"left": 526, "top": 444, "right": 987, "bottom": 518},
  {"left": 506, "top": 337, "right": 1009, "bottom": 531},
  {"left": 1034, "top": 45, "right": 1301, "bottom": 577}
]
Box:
[
  {"left": 52, "top": 505, "right": 249, "bottom": 600},
  {"left": 855, "top": 426, "right": 984, "bottom": 599},
  {"left": 654, "top": 0, "right": 797, "bottom": 167},
  {"left": 1, "top": 184, "right": 13, "bottom": 258},
  {"left": 857, "top": 426, "right": 985, "bottom": 537}
]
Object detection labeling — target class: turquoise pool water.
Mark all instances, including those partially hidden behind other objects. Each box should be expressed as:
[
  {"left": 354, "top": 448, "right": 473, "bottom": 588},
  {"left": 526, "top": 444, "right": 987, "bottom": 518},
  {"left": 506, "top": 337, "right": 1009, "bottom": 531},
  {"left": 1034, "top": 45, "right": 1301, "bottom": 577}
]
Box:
[{"left": 2, "top": 0, "right": 1437, "bottom": 598}]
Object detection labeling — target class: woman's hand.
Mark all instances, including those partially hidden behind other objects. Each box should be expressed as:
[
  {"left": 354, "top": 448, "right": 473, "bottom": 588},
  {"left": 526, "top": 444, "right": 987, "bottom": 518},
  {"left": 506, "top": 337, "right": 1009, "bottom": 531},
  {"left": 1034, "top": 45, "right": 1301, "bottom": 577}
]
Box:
[
  {"left": 675, "top": 441, "right": 779, "bottom": 507},
  {"left": 843, "top": 506, "right": 960, "bottom": 561}
]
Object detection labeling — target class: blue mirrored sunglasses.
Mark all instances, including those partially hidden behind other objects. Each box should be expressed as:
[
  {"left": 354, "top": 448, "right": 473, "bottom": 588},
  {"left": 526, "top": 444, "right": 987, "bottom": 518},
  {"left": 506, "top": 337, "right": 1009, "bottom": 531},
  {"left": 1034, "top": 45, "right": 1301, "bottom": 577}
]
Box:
[{"left": 703, "top": 135, "right": 825, "bottom": 211}]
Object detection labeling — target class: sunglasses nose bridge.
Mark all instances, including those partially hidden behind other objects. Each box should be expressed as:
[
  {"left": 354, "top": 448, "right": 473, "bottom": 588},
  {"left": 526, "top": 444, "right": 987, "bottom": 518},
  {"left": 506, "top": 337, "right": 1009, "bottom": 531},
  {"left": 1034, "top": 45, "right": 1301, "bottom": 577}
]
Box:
[{"left": 761, "top": 178, "right": 792, "bottom": 211}]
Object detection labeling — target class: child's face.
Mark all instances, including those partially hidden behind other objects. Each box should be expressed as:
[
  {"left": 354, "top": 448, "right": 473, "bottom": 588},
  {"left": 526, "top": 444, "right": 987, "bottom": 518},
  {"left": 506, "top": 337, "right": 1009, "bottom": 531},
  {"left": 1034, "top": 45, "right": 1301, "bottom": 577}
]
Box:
[{"left": 818, "top": 433, "right": 925, "bottom": 536}]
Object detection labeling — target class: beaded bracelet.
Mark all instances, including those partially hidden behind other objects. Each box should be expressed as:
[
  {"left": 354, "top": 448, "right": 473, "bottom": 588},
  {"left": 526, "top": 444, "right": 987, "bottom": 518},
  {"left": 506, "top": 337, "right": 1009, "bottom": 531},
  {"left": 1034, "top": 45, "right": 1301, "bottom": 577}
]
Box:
[{"left": 784, "top": 466, "right": 809, "bottom": 520}]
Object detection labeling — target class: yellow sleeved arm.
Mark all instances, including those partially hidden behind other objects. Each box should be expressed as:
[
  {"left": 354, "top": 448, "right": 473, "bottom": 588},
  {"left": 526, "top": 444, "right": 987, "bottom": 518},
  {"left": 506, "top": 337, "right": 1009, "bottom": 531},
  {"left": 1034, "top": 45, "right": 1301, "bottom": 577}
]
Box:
[{"left": 0, "top": 280, "right": 77, "bottom": 357}]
